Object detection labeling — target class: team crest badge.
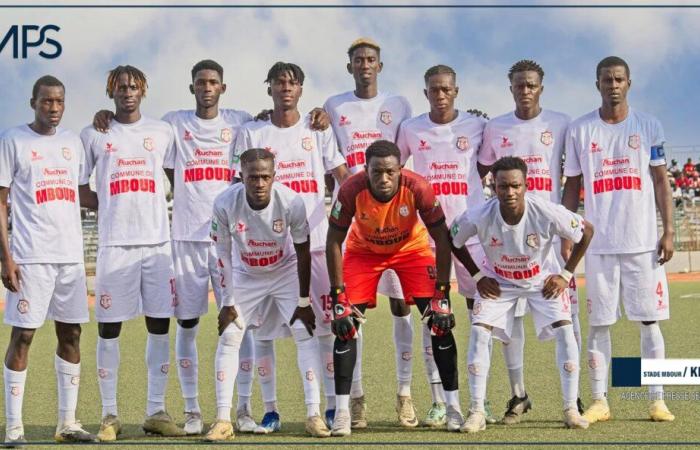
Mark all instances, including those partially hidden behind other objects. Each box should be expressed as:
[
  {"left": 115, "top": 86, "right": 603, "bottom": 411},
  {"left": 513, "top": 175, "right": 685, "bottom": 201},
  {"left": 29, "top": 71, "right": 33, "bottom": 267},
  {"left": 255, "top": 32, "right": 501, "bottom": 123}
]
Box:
[
  {"left": 571, "top": 218, "right": 580, "bottom": 229},
  {"left": 628, "top": 134, "right": 640, "bottom": 150},
  {"left": 160, "top": 364, "right": 169, "bottom": 374},
  {"left": 399, "top": 205, "right": 409, "bottom": 217},
  {"left": 305, "top": 370, "right": 315, "bottom": 381},
  {"left": 143, "top": 137, "right": 154, "bottom": 151},
  {"left": 379, "top": 110, "right": 392, "bottom": 125},
  {"left": 301, "top": 137, "right": 314, "bottom": 151},
  {"left": 16, "top": 299, "right": 29, "bottom": 314},
  {"left": 401, "top": 352, "right": 412, "bottom": 361},
  {"left": 179, "top": 359, "right": 192, "bottom": 369},
  {"left": 240, "top": 361, "right": 251, "bottom": 371},
  {"left": 326, "top": 362, "right": 334, "bottom": 373},
  {"left": 10, "top": 386, "right": 20, "bottom": 397},
  {"left": 272, "top": 219, "right": 283, "bottom": 233},
  {"left": 540, "top": 131, "right": 553, "bottom": 146},
  {"left": 70, "top": 376, "right": 80, "bottom": 385},
  {"left": 100, "top": 294, "right": 112, "bottom": 309},
  {"left": 526, "top": 233, "right": 539, "bottom": 249},
  {"left": 62, "top": 147, "right": 72, "bottom": 160},
  {"left": 456, "top": 136, "right": 469, "bottom": 151},
  {"left": 217, "top": 371, "right": 225, "bottom": 382},
  {"left": 98, "top": 369, "right": 108, "bottom": 379},
  {"left": 221, "top": 128, "right": 232, "bottom": 143}
]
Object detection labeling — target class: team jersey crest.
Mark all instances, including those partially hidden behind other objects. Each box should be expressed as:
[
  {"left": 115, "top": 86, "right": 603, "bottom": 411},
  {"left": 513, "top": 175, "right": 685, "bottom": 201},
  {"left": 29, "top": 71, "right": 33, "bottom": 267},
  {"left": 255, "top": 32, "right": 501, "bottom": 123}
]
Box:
[
  {"left": 456, "top": 136, "right": 469, "bottom": 151},
  {"left": 301, "top": 136, "right": 314, "bottom": 151},
  {"left": 399, "top": 205, "right": 409, "bottom": 217},
  {"left": 540, "top": 131, "right": 553, "bottom": 146},
  {"left": 221, "top": 128, "right": 232, "bottom": 143},
  {"left": 143, "top": 137, "right": 154, "bottom": 151},
  {"left": 628, "top": 134, "right": 640, "bottom": 150},
  {"left": 62, "top": 147, "right": 72, "bottom": 160},
  {"left": 272, "top": 219, "right": 283, "bottom": 233},
  {"left": 379, "top": 110, "right": 392, "bottom": 125},
  {"left": 526, "top": 233, "right": 539, "bottom": 249}
]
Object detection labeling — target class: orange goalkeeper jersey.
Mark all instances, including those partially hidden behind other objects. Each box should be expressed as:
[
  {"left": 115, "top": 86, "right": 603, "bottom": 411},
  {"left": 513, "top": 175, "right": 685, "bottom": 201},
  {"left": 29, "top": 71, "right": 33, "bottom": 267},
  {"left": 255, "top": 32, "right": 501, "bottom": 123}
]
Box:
[{"left": 329, "top": 168, "right": 445, "bottom": 254}]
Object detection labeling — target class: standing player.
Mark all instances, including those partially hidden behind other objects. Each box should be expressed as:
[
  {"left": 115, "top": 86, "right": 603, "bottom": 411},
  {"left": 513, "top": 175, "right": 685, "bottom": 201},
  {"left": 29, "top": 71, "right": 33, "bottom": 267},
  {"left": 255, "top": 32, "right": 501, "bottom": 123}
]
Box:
[
  {"left": 396, "top": 64, "right": 489, "bottom": 427},
  {"left": 231, "top": 61, "right": 349, "bottom": 432},
  {"left": 323, "top": 37, "right": 414, "bottom": 429},
  {"left": 79, "top": 66, "right": 185, "bottom": 440},
  {"left": 451, "top": 156, "right": 593, "bottom": 432},
  {"left": 478, "top": 59, "right": 582, "bottom": 422},
  {"left": 326, "top": 140, "right": 460, "bottom": 436},
  {"left": 0, "top": 76, "right": 95, "bottom": 445},
  {"left": 562, "top": 56, "right": 676, "bottom": 423},
  {"left": 205, "top": 148, "right": 329, "bottom": 441}
]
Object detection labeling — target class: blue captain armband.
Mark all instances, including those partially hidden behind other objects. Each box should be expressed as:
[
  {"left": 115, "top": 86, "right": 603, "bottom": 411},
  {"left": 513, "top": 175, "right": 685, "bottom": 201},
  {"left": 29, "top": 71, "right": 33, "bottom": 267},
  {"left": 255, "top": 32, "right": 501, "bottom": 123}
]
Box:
[{"left": 650, "top": 144, "right": 665, "bottom": 161}]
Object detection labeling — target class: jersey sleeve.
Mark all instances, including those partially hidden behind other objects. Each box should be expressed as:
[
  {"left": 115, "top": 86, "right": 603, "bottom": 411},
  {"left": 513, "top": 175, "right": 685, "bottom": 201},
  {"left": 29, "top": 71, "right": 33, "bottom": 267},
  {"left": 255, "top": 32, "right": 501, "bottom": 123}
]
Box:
[
  {"left": 163, "top": 122, "right": 177, "bottom": 170},
  {"left": 288, "top": 195, "right": 310, "bottom": 244},
  {"left": 321, "top": 128, "right": 346, "bottom": 172},
  {"left": 230, "top": 126, "right": 250, "bottom": 177},
  {"left": 396, "top": 122, "right": 411, "bottom": 165},
  {"left": 401, "top": 97, "right": 413, "bottom": 123},
  {"left": 649, "top": 118, "right": 666, "bottom": 167},
  {"left": 328, "top": 180, "right": 358, "bottom": 230},
  {"left": 0, "top": 135, "right": 16, "bottom": 188},
  {"left": 211, "top": 196, "right": 236, "bottom": 307},
  {"left": 79, "top": 127, "right": 97, "bottom": 185},
  {"left": 548, "top": 202, "right": 585, "bottom": 244},
  {"left": 563, "top": 125, "right": 582, "bottom": 177},
  {"left": 449, "top": 211, "right": 478, "bottom": 248},
  {"left": 477, "top": 122, "right": 497, "bottom": 166},
  {"left": 413, "top": 175, "right": 446, "bottom": 227}
]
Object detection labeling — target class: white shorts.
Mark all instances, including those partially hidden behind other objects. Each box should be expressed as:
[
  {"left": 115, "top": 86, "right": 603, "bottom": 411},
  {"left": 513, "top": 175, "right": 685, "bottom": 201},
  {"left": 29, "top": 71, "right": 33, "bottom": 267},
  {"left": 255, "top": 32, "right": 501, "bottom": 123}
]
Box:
[
  {"left": 310, "top": 250, "right": 332, "bottom": 337},
  {"left": 95, "top": 243, "right": 176, "bottom": 322},
  {"left": 172, "top": 240, "right": 222, "bottom": 320},
  {"left": 377, "top": 269, "right": 404, "bottom": 299},
  {"left": 231, "top": 264, "right": 305, "bottom": 341},
  {"left": 585, "top": 251, "right": 670, "bottom": 326},
  {"left": 472, "top": 285, "right": 572, "bottom": 342},
  {"left": 4, "top": 263, "right": 89, "bottom": 329}
]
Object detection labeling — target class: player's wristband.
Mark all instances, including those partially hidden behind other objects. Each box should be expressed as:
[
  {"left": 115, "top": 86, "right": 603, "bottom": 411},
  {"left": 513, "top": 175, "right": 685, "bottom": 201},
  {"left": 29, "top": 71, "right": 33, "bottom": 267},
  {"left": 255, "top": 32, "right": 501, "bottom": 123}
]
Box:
[
  {"left": 298, "top": 296, "right": 311, "bottom": 308},
  {"left": 559, "top": 269, "right": 573, "bottom": 283},
  {"left": 472, "top": 271, "right": 484, "bottom": 283}
]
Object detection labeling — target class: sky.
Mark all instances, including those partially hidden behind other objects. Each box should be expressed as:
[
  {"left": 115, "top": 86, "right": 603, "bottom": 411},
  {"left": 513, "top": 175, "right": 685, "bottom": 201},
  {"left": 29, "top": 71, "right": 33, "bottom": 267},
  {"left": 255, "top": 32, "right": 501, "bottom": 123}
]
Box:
[{"left": 1, "top": 1, "right": 700, "bottom": 162}]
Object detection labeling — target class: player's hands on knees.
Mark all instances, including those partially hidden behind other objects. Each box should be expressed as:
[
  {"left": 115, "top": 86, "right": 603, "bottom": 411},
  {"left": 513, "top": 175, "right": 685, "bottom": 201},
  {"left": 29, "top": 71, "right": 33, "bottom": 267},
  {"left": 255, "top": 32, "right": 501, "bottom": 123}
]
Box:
[
  {"left": 217, "top": 305, "right": 239, "bottom": 336},
  {"left": 657, "top": 232, "right": 674, "bottom": 265},
  {"left": 421, "top": 282, "right": 455, "bottom": 337},
  {"left": 309, "top": 108, "right": 330, "bottom": 131},
  {"left": 93, "top": 110, "right": 115, "bottom": 133},
  {"left": 542, "top": 275, "right": 568, "bottom": 299},
  {"left": 476, "top": 277, "right": 500, "bottom": 299},
  {"left": 254, "top": 109, "right": 273, "bottom": 122},
  {"left": 290, "top": 305, "right": 316, "bottom": 336},
  {"left": 330, "top": 286, "right": 357, "bottom": 341},
  {"left": 0, "top": 257, "right": 21, "bottom": 293}
]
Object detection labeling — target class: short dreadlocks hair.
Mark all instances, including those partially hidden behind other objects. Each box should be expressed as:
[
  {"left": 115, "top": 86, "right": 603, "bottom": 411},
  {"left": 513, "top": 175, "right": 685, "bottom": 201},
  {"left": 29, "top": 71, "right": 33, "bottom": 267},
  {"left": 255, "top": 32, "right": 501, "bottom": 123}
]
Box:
[
  {"left": 508, "top": 59, "right": 544, "bottom": 82},
  {"left": 264, "top": 62, "right": 305, "bottom": 86},
  {"left": 106, "top": 65, "right": 147, "bottom": 99}
]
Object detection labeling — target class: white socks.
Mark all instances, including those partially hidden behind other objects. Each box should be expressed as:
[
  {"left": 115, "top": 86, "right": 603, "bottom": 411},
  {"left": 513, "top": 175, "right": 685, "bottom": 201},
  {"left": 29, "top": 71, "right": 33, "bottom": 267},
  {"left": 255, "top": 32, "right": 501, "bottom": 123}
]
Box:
[
  {"left": 236, "top": 329, "right": 255, "bottom": 413},
  {"left": 571, "top": 312, "right": 582, "bottom": 351},
  {"left": 350, "top": 327, "right": 364, "bottom": 398},
  {"left": 422, "top": 324, "right": 445, "bottom": 403},
  {"left": 294, "top": 331, "right": 322, "bottom": 417},
  {"left": 641, "top": 322, "right": 666, "bottom": 399},
  {"left": 336, "top": 394, "right": 350, "bottom": 411},
  {"left": 587, "top": 325, "right": 611, "bottom": 400},
  {"left": 55, "top": 355, "right": 80, "bottom": 426},
  {"left": 318, "top": 333, "right": 336, "bottom": 409},
  {"left": 97, "top": 337, "right": 120, "bottom": 418},
  {"left": 393, "top": 314, "right": 413, "bottom": 397},
  {"left": 4, "top": 366, "right": 26, "bottom": 428},
  {"left": 175, "top": 324, "right": 200, "bottom": 413},
  {"left": 255, "top": 339, "right": 277, "bottom": 412},
  {"left": 554, "top": 325, "right": 580, "bottom": 410},
  {"left": 146, "top": 333, "right": 170, "bottom": 416},
  {"left": 503, "top": 315, "right": 526, "bottom": 398},
  {"left": 468, "top": 325, "right": 492, "bottom": 412},
  {"left": 215, "top": 326, "right": 243, "bottom": 421}
]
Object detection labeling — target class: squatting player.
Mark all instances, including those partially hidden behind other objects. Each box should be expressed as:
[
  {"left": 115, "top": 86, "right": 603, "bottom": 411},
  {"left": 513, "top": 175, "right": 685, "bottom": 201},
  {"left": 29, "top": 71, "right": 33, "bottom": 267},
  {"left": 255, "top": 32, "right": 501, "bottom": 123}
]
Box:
[
  {"left": 323, "top": 37, "right": 415, "bottom": 429},
  {"left": 326, "top": 140, "right": 459, "bottom": 436},
  {"left": 206, "top": 148, "right": 329, "bottom": 441},
  {"left": 396, "top": 64, "right": 489, "bottom": 428},
  {"left": 562, "top": 56, "right": 675, "bottom": 424},
  {"left": 450, "top": 156, "right": 593, "bottom": 433},
  {"left": 0, "top": 76, "right": 95, "bottom": 445},
  {"left": 232, "top": 61, "right": 349, "bottom": 431},
  {"left": 478, "top": 59, "right": 582, "bottom": 422},
  {"left": 79, "top": 66, "right": 184, "bottom": 440}
]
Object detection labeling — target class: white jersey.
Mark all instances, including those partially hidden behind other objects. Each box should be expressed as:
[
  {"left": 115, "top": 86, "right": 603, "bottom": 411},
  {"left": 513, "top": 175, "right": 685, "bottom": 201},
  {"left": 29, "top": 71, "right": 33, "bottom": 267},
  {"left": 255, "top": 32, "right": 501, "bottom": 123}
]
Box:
[
  {"left": 231, "top": 115, "right": 345, "bottom": 251},
  {"left": 397, "top": 110, "right": 487, "bottom": 227},
  {"left": 564, "top": 108, "right": 665, "bottom": 254},
  {"left": 163, "top": 109, "right": 252, "bottom": 242},
  {"left": 324, "top": 91, "right": 412, "bottom": 173},
  {"left": 0, "top": 125, "right": 84, "bottom": 263},
  {"left": 479, "top": 109, "right": 570, "bottom": 202},
  {"left": 451, "top": 194, "right": 585, "bottom": 291},
  {"left": 211, "top": 183, "right": 309, "bottom": 305},
  {"left": 80, "top": 116, "right": 174, "bottom": 247}
]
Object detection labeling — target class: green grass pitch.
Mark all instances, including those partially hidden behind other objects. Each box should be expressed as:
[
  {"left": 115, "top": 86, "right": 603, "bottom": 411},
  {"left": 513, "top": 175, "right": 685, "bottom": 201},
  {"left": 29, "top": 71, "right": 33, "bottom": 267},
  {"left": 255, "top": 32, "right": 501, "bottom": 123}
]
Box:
[{"left": 2, "top": 281, "right": 699, "bottom": 448}]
